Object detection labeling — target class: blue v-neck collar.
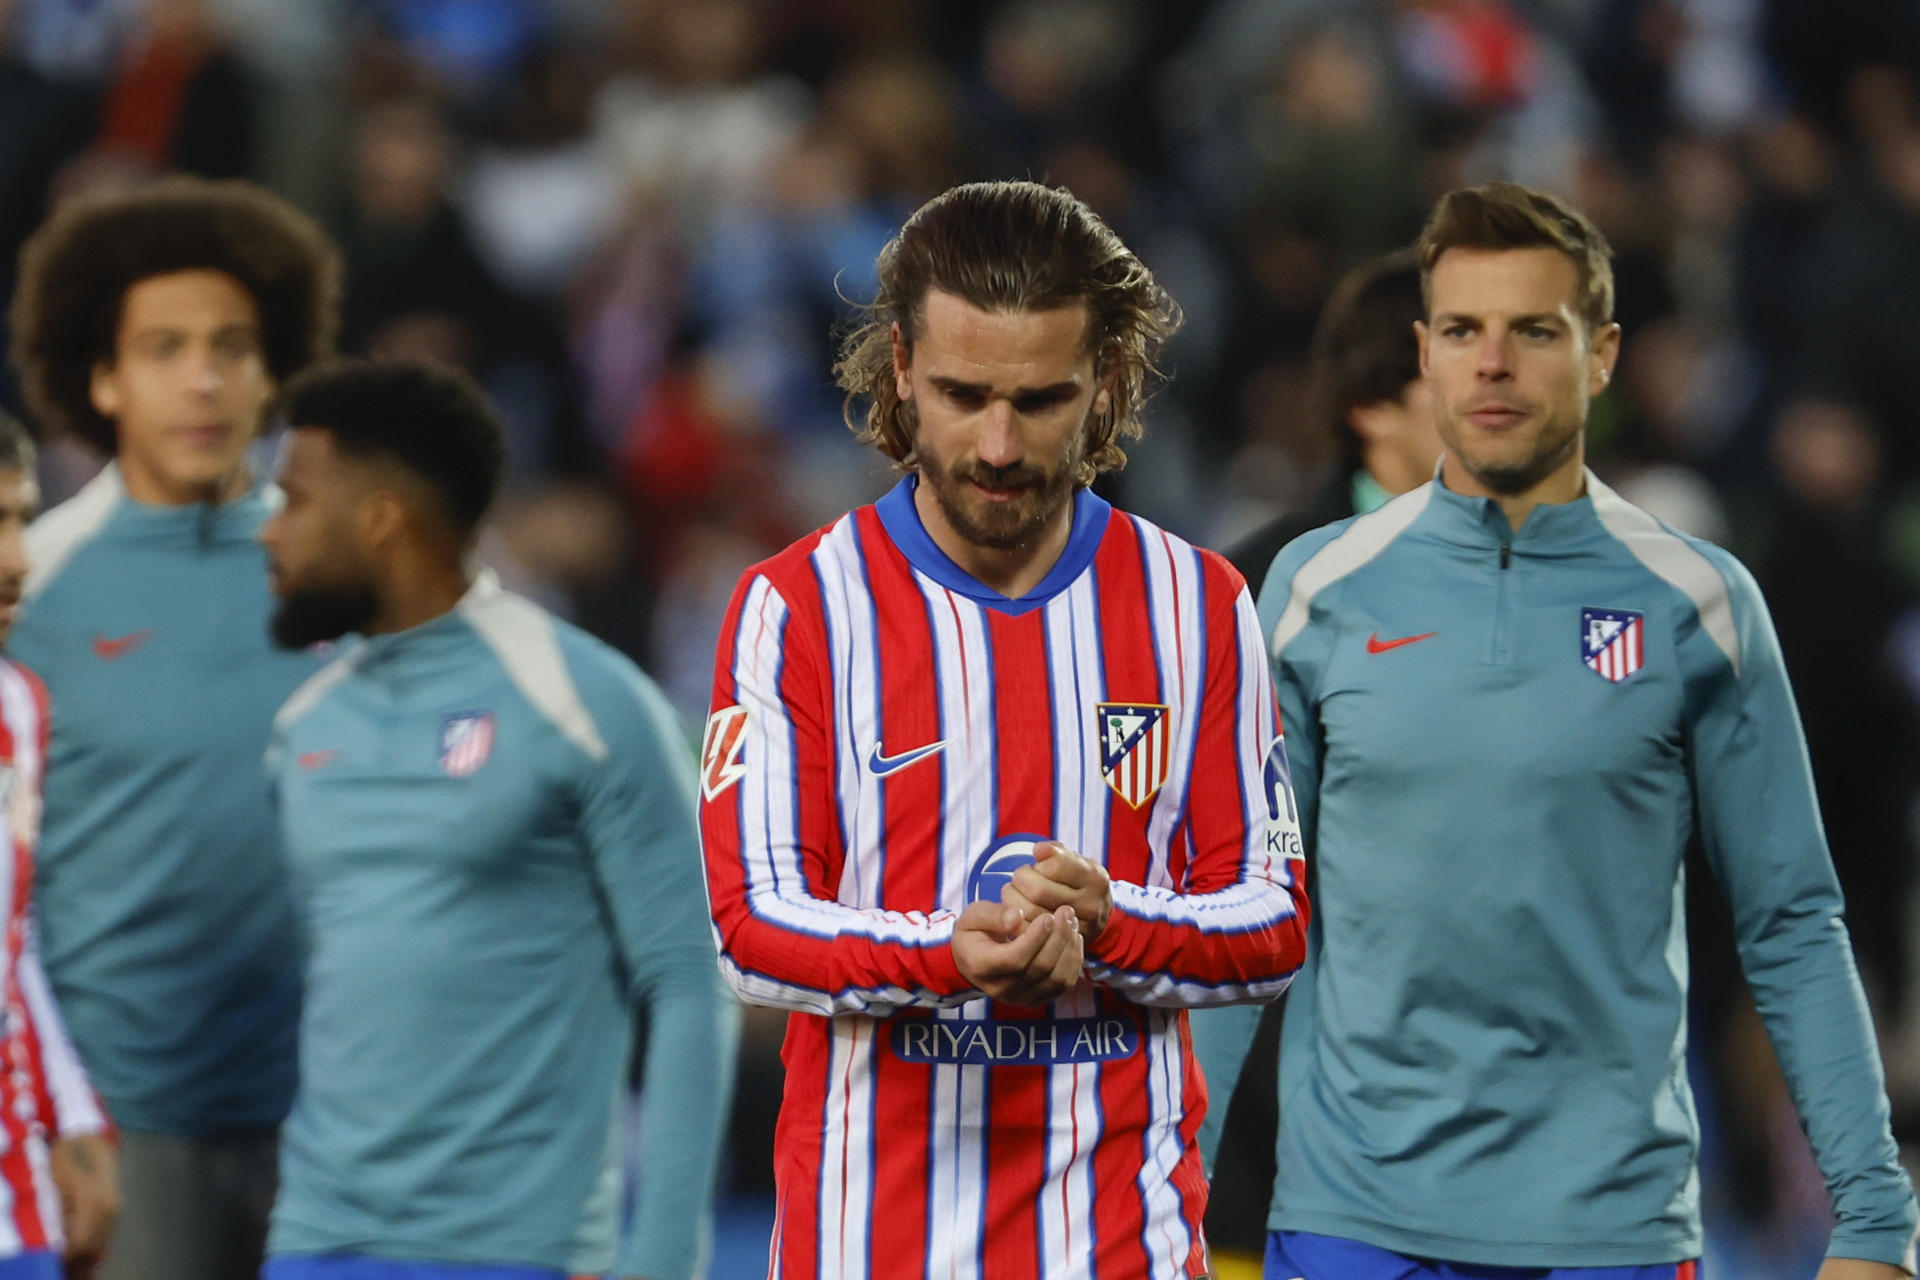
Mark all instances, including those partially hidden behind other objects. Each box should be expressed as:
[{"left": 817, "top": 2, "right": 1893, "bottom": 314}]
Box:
[{"left": 875, "top": 476, "right": 1111, "bottom": 616}]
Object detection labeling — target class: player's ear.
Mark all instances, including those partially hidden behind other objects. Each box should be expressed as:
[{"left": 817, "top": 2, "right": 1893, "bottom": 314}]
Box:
[
  {"left": 1414, "top": 320, "right": 1431, "bottom": 378},
  {"left": 1587, "top": 321, "right": 1622, "bottom": 397},
  {"left": 89, "top": 361, "right": 122, "bottom": 420},
  {"left": 891, "top": 322, "right": 913, "bottom": 403},
  {"left": 356, "top": 489, "right": 406, "bottom": 551}
]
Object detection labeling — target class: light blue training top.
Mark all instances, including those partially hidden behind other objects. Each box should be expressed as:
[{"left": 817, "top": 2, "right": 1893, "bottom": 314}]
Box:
[
  {"left": 266, "top": 573, "right": 738, "bottom": 1279},
  {"left": 1191, "top": 472, "right": 1917, "bottom": 1270},
  {"left": 12, "top": 464, "right": 316, "bottom": 1134}
]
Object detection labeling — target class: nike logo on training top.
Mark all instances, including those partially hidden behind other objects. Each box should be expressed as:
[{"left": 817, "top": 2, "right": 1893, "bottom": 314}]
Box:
[
  {"left": 92, "top": 629, "right": 152, "bottom": 660},
  {"left": 867, "top": 739, "right": 947, "bottom": 776},
  {"left": 297, "top": 750, "right": 338, "bottom": 771},
  {"left": 1366, "top": 630, "right": 1436, "bottom": 654}
]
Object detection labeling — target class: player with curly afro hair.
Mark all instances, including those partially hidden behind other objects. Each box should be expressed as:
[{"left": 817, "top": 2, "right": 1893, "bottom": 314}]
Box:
[
  {"left": 11, "top": 175, "right": 339, "bottom": 480},
  {"left": 4, "top": 177, "right": 342, "bottom": 1280}
]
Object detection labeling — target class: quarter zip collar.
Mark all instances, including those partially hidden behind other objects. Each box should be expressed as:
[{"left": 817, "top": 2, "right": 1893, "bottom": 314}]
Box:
[
  {"left": 352, "top": 570, "right": 494, "bottom": 675},
  {"left": 1422, "top": 468, "right": 1614, "bottom": 559},
  {"left": 91, "top": 461, "right": 284, "bottom": 547}
]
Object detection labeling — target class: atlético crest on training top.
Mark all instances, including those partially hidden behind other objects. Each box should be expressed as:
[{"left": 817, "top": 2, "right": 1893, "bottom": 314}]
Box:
[
  {"left": 440, "top": 710, "right": 496, "bottom": 777},
  {"left": 1581, "top": 607, "right": 1646, "bottom": 683},
  {"left": 1097, "top": 702, "right": 1171, "bottom": 809}
]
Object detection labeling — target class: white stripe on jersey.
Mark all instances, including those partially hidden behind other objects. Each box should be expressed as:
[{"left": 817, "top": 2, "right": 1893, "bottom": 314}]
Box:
[
  {"left": 814, "top": 519, "right": 880, "bottom": 912},
  {"left": 0, "top": 665, "right": 37, "bottom": 1254},
  {"left": 1037, "top": 574, "right": 1107, "bottom": 1279},
  {"left": 818, "top": 1017, "right": 875, "bottom": 1278},
  {"left": 912, "top": 569, "right": 995, "bottom": 1280},
  {"left": 1235, "top": 589, "right": 1280, "bottom": 879},
  {"left": 1139, "top": 1006, "right": 1193, "bottom": 1279}
]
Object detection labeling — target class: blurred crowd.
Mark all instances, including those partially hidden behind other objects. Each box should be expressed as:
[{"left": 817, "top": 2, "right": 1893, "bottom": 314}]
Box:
[{"left": 4, "top": 0, "right": 1920, "bottom": 1262}]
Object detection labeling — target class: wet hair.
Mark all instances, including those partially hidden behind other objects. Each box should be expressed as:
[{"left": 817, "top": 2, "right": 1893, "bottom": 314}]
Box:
[
  {"left": 10, "top": 176, "right": 341, "bottom": 452},
  {"left": 0, "top": 412, "right": 36, "bottom": 477},
  {"left": 834, "top": 180, "right": 1182, "bottom": 486},
  {"left": 1415, "top": 182, "right": 1615, "bottom": 334},
  {"left": 281, "top": 357, "right": 505, "bottom": 538},
  {"left": 1311, "top": 251, "right": 1425, "bottom": 469}
]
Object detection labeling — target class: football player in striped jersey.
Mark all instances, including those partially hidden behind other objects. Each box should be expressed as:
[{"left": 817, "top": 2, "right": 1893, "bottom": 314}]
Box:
[{"left": 701, "top": 180, "right": 1311, "bottom": 1280}]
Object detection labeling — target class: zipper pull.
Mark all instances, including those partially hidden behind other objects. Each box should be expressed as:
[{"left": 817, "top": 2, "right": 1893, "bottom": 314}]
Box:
[{"left": 1499, "top": 542, "right": 1511, "bottom": 570}]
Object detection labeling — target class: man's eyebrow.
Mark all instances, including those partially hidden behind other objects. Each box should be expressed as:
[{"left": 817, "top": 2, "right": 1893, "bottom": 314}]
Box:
[
  {"left": 1431, "top": 311, "right": 1567, "bottom": 327},
  {"left": 926, "top": 374, "right": 1082, "bottom": 398}
]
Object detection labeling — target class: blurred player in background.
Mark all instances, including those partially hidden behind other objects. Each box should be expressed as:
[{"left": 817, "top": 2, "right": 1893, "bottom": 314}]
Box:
[
  {"left": 1222, "top": 250, "right": 1439, "bottom": 591},
  {"left": 0, "top": 411, "right": 115, "bottom": 1280},
  {"left": 1192, "top": 183, "right": 1916, "bottom": 1279},
  {"left": 700, "top": 179, "right": 1310, "bottom": 1280},
  {"left": 6, "top": 177, "right": 340, "bottom": 1280},
  {"left": 260, "top": 358, "right": 736, "bottom": 1280}
]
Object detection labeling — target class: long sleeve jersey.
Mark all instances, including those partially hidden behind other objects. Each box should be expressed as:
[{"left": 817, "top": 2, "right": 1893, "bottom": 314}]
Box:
[
  {"left": 700, "top": 478, "right": 1310, "bottom": 1280},
  {"left": 9, "top": 464, "right": 314, "bottom": 1134},
  {"left": 0, "top": 656, "right": 109, "bottom": 1258},
  {"left": 266, "top": 573, "right": 736, "bottom": 1279},
  {"left": 1189, "top": 473, "right": 1918, "bottom": 1269}
]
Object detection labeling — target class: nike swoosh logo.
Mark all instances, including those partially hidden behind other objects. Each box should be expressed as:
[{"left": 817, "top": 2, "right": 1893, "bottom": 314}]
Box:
[
  {"left": 867, "top": 739, "right": 948, "bottom": 776},
  {"left": 297, "top": 750, "right": 338, "bottom": 771},
  {"left": 92, "top": 629, "right": 153, "bottom": 660},
  {"left": 1366, "top": 630, "right": 1437, "bottom": 654}
]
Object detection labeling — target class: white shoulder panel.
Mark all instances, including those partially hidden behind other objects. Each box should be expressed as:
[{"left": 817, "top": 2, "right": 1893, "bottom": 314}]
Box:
[
  {"left": 273, "top": 646, "right": 368, "bottom": 734},
  {"left": 459, "top": 570, "right": 609, "bottom": 762},
  {"left": 1269, "top": 484, "right": 1432, "bottom": 659},
  {"left": 1588, "top": 473, "right": 1740, "bottom": 677},
  {"left": 23, "top": 464, "right": 123, "bottom": 602}
]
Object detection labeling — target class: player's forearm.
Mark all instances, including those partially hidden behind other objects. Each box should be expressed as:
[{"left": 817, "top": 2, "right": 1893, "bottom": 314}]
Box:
[
  {"left": 622, "top": 983, "right": 740, "bottom": 1280},
  {"left": 1744, "top": 922, "right": 1918, "bottom": 1267},
  {"left": 713, "top": 888, "right": 979, "bottom": 1015},
  {"left": 1084, "top": 877, "right": 1308, "bottom": 1007}
]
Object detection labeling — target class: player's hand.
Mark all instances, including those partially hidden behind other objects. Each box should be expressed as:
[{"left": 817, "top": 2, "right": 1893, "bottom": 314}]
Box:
[
  {"left": 50, "top": 1132, "right": 118, "bottom": 1278},
  {"left": 1814, "top": 1260, "right": 1912, "bottom": 1279},
  {"left": 1003, "top": 842, "right": 1111, "bottom": 944},
  {"left": 952, "top": 900, "right": 1083, "bottom": 1005}
]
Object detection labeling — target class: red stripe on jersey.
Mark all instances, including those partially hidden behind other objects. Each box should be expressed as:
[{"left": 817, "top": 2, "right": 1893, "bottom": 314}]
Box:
[
  {"left": 772, "top": 1020, "right": 824, "bottom": 1278},
  {"left": 853, "top": 509, "right": 943, "bottom": 1264},
  {"left": 1091, "top": 1024, "right": 1153, "bottom": 1275},
  {"left": 1090, "top": 517, "right": 1166, "bottom": 892},
  {"left": 981, "top": 608, "right": 1055, "bottom": 1277},
  {"left": 859, "top": 509, "right": 944, "bottom": 922}
]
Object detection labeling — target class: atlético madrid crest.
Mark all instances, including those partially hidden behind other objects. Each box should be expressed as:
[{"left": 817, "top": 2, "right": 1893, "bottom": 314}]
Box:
[
  {"left": 1097, "top": 702, "right": 1171, "bottom": 808},
  {"left": 440, "top": 710, "right": 496, "bottom": 777},
  {"left": 1581, "top": 607, "right": 1646, "bottom": 683}
]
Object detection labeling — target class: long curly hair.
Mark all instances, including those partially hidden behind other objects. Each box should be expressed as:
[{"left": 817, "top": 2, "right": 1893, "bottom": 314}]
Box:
[
  {"left": 834, "top": 181, "right": 1182, "bottom": 486},
  {"left": 10, "top": 176, "right": 341, "bottom": 452}
]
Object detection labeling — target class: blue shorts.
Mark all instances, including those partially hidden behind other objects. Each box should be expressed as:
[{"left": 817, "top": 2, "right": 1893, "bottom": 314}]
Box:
[
  {"left": 1266, "top": 1232, "right": 1700, "bottom": 1280},
  {"left": 263, "top": 1258, "right": 582, "bottom": 1280},
  {"left": 0, "top": 1253, "right": 59, "bottom": 1280}
]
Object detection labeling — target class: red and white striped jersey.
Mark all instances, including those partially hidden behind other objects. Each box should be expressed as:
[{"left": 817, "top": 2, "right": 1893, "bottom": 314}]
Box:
[
  {"left": 701, "top": 481, "right": 1310, "bottom": 1280},
  {"left": 0, "top": 658, "right": 109, "bottom": 1256}
]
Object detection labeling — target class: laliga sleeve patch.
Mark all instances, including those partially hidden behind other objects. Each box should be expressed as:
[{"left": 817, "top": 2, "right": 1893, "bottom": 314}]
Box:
[{"left": 700, "top": 704, "right": 750, "bottom": 801}]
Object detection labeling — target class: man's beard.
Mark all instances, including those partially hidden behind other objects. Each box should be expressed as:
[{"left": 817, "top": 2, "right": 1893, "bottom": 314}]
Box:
[
  {"left": 916, "top": 418, "right": 1088, "bottom": 553},
  {"left": 1450, "top": 409, "right": 1582, "bottom": 497},
  {"left": 271, "top": 584, "right": 378, "bottom": 650}
]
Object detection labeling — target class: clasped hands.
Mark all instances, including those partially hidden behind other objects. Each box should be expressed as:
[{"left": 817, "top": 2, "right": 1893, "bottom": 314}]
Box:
[{"left": 950, "top": 843, "right": 1112, "bottom": 1005}]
